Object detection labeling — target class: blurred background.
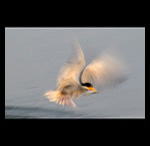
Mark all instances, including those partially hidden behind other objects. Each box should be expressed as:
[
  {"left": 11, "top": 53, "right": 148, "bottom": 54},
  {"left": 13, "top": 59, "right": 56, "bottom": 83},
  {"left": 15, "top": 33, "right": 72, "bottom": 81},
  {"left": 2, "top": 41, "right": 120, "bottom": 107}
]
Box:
[{"left": 5, "top": 28, "right": 145, "bottom": 118}]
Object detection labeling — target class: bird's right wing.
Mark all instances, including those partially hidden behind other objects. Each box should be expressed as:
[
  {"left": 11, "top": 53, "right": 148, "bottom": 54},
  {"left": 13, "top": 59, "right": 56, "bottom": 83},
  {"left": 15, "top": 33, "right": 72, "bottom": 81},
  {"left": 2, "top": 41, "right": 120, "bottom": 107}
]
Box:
[
  {"left": 81, "top": 53, "right": 129, "bottom": 90},
  {"left": 57, "top": 41, "right": 86, "bottom": 91}
]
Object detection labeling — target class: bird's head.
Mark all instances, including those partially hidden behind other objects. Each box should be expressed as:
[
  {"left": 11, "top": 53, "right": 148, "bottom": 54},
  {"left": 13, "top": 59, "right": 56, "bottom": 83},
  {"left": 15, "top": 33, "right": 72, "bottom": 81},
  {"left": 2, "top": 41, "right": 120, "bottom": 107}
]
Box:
[{"left": 82, "top": 82, "right": 98, "bottom": 95}]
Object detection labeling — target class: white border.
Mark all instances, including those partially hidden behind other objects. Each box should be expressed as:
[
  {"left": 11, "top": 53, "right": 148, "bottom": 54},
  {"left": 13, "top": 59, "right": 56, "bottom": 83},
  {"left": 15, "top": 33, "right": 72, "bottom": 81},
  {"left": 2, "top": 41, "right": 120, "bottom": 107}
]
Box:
[
  {"left": 5, "top": 27, "right": 145, "bottom": 29},
  {"left": 35, "top": 117, "right": 144, "bottom": 119}
]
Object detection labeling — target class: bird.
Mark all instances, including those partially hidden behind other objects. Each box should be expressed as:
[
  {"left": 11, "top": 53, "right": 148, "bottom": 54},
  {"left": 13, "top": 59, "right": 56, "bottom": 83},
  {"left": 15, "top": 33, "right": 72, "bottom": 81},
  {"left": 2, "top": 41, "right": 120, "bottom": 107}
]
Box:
[{"left": 44, "top": 41, "right": 129, "bottom": 107}]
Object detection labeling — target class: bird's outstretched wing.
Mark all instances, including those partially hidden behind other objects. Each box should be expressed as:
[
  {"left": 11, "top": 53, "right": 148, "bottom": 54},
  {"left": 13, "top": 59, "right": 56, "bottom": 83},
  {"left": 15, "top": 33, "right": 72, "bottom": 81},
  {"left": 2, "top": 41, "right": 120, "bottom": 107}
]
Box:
[
  {"left": 81, "top": 53, "right": 129, "bottom": 90},
  {"left": 57, "top": 41, "right": 85, "bottom": 92}
]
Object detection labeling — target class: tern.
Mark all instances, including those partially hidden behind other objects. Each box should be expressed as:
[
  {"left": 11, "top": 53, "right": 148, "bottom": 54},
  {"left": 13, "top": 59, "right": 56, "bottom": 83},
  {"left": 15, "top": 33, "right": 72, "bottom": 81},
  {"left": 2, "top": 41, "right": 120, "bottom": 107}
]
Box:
[{"left": 44, "top": 41, "right": 128, "bottom": 107}]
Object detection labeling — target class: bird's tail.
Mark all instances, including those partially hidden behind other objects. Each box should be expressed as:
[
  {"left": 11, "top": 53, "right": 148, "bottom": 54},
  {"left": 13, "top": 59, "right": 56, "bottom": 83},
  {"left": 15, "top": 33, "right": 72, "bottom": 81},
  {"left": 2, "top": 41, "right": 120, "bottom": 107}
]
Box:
[{"left": 44, "top": 90, "right": 76, "bottom": 107}]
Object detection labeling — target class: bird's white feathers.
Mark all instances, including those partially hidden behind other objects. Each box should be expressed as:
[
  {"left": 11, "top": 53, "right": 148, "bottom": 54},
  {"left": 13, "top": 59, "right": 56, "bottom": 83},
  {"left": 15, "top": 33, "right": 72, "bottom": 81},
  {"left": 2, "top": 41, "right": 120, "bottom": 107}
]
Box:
[
  {"left": 44, "top": 40, "right": 129, "bottom": 107},
  {"left": 44, "top": 90, "right": 76, "bottom": 107},
  {"left": 57, "top": 41, "right": 85, "bottom": 91},
  {"left": 81, "top": 51, "right": 129, "bottom": 90}
]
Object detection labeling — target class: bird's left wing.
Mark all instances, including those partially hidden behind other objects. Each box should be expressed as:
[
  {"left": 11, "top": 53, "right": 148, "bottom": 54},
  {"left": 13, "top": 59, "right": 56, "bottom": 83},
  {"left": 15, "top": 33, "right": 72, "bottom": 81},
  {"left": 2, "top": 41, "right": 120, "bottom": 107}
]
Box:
[
  {"left": 57, "top": 41, "right": 85, "bottom": 91},
  {"left": 81, "top": 53, "right": 129, "bottom": 90}
]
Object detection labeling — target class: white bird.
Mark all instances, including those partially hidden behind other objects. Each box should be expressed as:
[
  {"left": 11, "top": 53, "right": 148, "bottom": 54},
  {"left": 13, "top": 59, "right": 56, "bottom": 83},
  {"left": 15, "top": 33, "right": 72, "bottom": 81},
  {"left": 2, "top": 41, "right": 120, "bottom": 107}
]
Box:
[{"left": 44, "top": 41, "right": 128, "bottom": 107}]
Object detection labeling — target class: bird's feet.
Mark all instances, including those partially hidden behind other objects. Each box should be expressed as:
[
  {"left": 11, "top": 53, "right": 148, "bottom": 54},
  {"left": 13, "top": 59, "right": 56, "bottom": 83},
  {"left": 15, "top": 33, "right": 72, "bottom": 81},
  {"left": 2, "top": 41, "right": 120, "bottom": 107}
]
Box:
[{"left": 58, "top": 95, "right": 76, "bottom": 107}]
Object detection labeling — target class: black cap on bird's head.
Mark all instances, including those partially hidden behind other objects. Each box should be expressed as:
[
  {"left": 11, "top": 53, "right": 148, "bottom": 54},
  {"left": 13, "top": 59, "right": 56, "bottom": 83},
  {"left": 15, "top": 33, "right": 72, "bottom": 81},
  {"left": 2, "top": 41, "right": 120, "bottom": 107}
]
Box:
[
  {"left": 82, "top": 82, "right": 93, "bottom": 87},
  {"left": 81, "top": 82, "right": 98, "bottom": 94}
]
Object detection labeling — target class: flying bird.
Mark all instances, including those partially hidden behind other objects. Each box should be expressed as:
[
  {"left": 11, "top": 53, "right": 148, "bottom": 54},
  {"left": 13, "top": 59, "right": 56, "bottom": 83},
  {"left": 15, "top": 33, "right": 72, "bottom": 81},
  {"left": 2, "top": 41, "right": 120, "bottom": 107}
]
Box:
[{"left": 44, "top": 41, "right": 128, "bottom": 107}]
